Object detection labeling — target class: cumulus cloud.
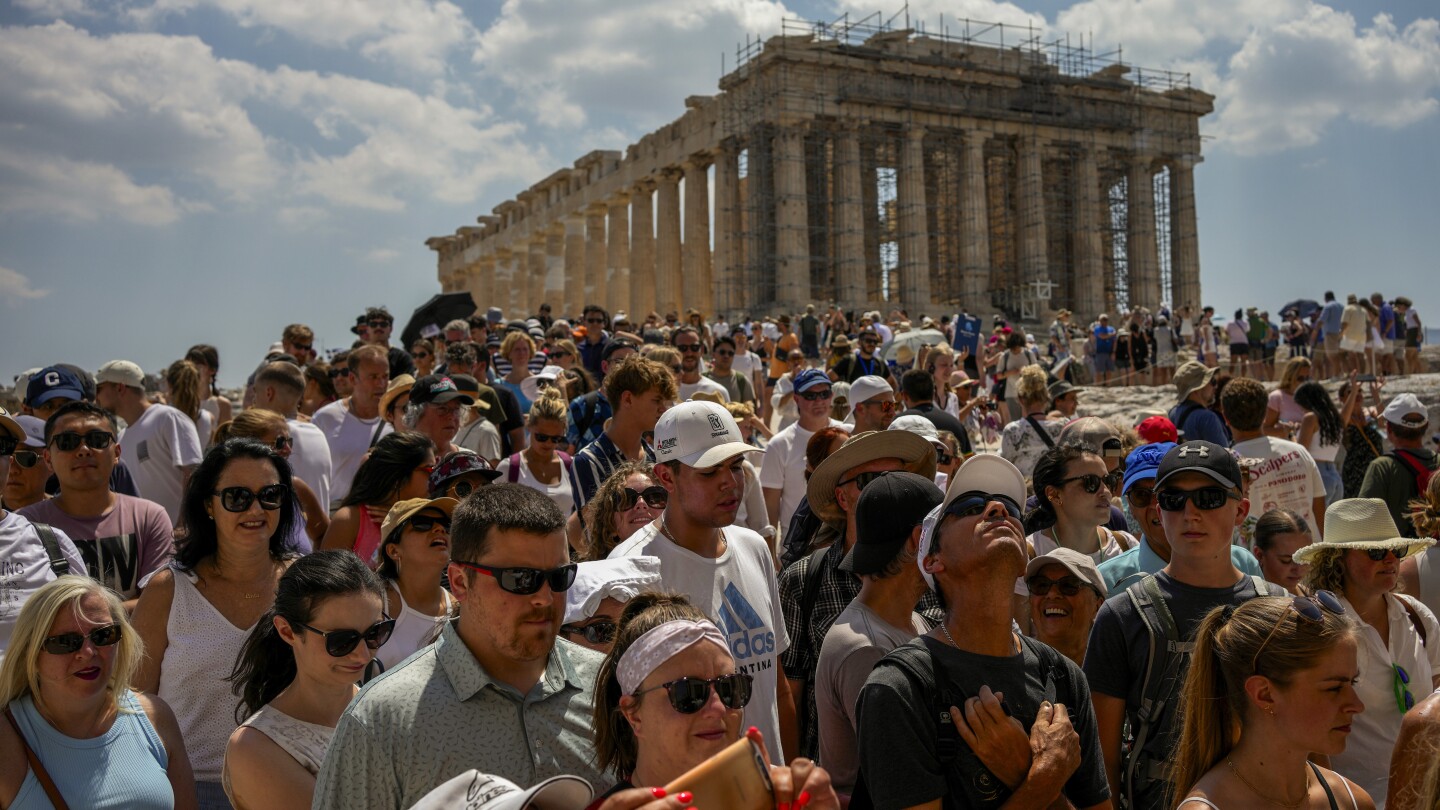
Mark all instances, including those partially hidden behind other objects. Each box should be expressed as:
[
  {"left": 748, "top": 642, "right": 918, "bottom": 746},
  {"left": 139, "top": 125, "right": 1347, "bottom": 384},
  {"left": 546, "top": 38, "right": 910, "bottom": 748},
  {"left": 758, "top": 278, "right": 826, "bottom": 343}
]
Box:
[
  {"left": 0, "top": 266, "right": 51, "bottom": 304},
  {"left": 1055, "top": 0, "right": 1306, "bottom": 67}
]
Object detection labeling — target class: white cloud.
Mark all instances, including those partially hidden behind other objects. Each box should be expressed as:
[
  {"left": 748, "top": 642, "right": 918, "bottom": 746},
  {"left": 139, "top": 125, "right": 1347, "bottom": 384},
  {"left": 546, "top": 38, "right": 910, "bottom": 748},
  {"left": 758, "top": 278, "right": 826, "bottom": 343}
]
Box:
[
  {"left": 1055, "top": 0, "right": 1305, "bottom": 67},
  {"left": 358, "top": 247, "right": 401, "bottom": 263},
  {"left": 0, "top": 266, "right": 51, "bottom": 304},
  {"left": 0, "top": 149, "right": 187, "bottom": 225},
  {"left": 828, "top": 0, "right": 1044, "bottom": 36}
]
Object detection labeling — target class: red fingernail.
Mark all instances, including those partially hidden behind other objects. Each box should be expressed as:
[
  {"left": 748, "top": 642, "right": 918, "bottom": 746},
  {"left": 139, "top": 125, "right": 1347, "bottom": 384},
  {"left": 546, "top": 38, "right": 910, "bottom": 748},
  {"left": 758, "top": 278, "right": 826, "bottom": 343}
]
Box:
[
  {"left": 651, "top": 788, "right": 667, "bottom": 799},
  {"left": 748, "top": 726, "right": 759, "bottom": 735},
  {"left": 676, "top": 792, "right": 692, "bottom": 804},
  {"left": 798, "top": 791, "right": 812, "bottom": 807}
]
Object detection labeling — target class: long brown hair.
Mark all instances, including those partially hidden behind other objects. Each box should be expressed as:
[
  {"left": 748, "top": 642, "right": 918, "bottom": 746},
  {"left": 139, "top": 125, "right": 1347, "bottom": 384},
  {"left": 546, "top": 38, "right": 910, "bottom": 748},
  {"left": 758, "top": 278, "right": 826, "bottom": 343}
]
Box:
[{"left": 582, "top": 460, "right": 656, "bottom": 561}]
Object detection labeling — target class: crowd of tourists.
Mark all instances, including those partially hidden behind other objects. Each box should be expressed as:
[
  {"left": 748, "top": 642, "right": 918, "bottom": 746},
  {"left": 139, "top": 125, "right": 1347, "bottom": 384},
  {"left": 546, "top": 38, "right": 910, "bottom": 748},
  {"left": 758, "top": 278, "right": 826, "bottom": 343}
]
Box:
[{"left": 0, "top": 291, "right": 1435, "bottom": 810}]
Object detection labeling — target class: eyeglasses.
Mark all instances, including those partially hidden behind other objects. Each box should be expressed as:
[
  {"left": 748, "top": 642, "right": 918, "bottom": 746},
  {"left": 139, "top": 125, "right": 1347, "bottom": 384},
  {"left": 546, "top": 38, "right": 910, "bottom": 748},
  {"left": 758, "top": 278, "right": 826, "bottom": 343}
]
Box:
[
  {"left": 1060, "top": 471, "right": 1123, "bottom": 495},
  {"left": 291, "top": 617, "right": 396, "bottom": 657},
  {"left": 1027, "top": 575, "right": 1088, "bottom": 597},
  {"left": 1125, "top": 486, "right": 1156, "bottom": 509},
  {"left": 1250, "top": 590, "right": 1344, "bottom": 673},
  {"left": 292, "top": 343, "right": 313, "bottom": 353},
  {"left": 453, "top": 560, "right": 578, "bottom": 595},
  {"left": 407, "top": 515, "right": 450, "bottom": 533},
  {"left": 618, "top": 485, "right": 668, "bottom": 511},
  {"left": 838, "top": 470, "right": 889, "bottom": 490},
  {"left": 214, "top": 484, "right": 289, "bottom": 512},
  {"left": 1394, "top": 663, "right": 1416, "bottom": 713},
  {"left": 272, "top": 436, "right": 293, "bottom": 451},
  {"left": 13, "top": 450, "right": 41, "bottom": 469},
  {"left": 633, "top": 672, "right": 754, "bottom": 714},
  {"left": 49, "top": 431, "right": 115, "bottom": 452},
  {"left": 944, "top": 492, "right": 1024, "bottom": 522},
  {"left": 560, "top": 619, "right": 617, "bottom": 645},
  {"left": 1366, "top": 547, "right": 1410, "bottom": 561},
  {"left": 1156, "top": 486, "right": 1241, "bottom": 512},
  {"left": 796, "top": 390, "right": 832, "bottom": 401},
  {"left": 330, "top": 368, "right": 353, "bottom": 378},
  {"left": 42, "top": 623, "right": 123, "bottom": 655},
  {"left": 532, "top": 432, "right": 566, "bottom": 445}
]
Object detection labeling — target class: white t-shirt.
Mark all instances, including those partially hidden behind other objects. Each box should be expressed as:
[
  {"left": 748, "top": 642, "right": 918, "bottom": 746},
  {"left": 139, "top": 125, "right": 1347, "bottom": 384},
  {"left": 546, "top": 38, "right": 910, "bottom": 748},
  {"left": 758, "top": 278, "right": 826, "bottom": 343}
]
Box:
[
  {"left": 732, "top": 351, "right": 761, "bottom": 382},
  {"left": 759, "top": 420, "right": 844, "bottom": 530},
  {"left": 121, "top": 403, "right": 204, "bottom": 524},
  {"left": 679, "top": 376, "right": 731, "bottom": 403},
  {"left": 608, "top": 523, "right": 790, "bottom": 759},
  {"left": 287, "top": 419, "right": 333, "bottom": 514},
  {"left": 1232, "top": 436, "right": 1326, "bottom": 548},
  {"left": 456, "top": 418, "right": 502, "bottom": 463},
  {"left": 312, "top": 399, "right": 391, "bottom": 510},
  {"left": 769, "top": 374, "right": 798, "bottom": 431},
  {"left": 0, "top": 511, "right": 87, "bottom": 663},
  {"left": 496, "top": 455, "right": 576, "bottom": 517}
]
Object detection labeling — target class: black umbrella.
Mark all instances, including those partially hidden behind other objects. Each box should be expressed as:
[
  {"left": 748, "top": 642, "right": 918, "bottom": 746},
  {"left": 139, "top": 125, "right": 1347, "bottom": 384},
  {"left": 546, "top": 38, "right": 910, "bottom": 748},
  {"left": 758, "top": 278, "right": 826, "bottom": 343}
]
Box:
[
  {"left": 401, "top": 292, "right": 476, "bottom": 348},
  {"left": 1280, "top": 299, "right": 1320, "bottom": 319}
]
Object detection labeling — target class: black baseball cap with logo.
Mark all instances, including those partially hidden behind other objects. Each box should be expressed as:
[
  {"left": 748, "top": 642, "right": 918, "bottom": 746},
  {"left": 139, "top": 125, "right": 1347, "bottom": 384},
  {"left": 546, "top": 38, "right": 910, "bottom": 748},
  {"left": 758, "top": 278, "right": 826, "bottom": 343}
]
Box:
[
  {"left": 408, "top": 375, "right": 475, "bottom": 408},
  {"left": 1154, "top": 440, "right": 1241, "bottom": 491},
  {"left": 839, "top": 471, "right": 944, "bottom": 575}
]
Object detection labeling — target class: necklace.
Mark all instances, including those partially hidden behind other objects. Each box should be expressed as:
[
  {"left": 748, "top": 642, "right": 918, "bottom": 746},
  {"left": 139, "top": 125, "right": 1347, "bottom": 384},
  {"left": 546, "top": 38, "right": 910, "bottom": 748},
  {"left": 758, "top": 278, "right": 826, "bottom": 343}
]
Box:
[
  {"left": 937, "top": 622, "right": 1020, "bottom": 656},
  {"left": 210, "top": 559, "right": 273, "bottom": 599},
  {"left": 1227, "top": 759, "right": 1309, "bottom": 809}
]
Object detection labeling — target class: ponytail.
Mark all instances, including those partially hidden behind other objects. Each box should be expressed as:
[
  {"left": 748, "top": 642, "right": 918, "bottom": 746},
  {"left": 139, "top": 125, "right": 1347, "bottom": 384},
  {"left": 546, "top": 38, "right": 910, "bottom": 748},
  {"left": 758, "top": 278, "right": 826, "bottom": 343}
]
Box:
[
  {"left": 228, "top": 607, "right": 295, "bottom": 723},
  {"left": 1168, "top": 605, "right": 1238, "bottom": 806}
]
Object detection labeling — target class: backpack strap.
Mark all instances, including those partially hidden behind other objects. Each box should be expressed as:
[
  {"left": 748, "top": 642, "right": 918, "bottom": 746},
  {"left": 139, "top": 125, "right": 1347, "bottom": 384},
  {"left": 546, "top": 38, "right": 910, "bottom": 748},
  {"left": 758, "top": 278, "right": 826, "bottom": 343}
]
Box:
[
  {"left": 31, "top": 523, "right": 70, "bottom": 577},
  {"left": 1400, "top": 595, "right": 1429, "bottom": 648},
  {"left": 506, "top": 453, "right": 521, "bottom": 484},
  {"left": 1121, "top": 574, "right": 1190, "bottom": 803},
  {"left": 1391, "top": 450, "right": 1435, "bottom": 492},
  {"left": 1025, "top": 416, "right": 1056, "bottom": 449},
  {"left": 574, "top": 391, "right": 601, "bottom": 443}
]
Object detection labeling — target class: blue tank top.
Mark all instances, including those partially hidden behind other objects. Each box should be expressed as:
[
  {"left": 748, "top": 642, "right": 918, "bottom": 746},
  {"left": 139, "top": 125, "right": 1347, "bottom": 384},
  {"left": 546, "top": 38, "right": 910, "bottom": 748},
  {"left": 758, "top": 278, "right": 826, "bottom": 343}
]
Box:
[{"left": 8, "top": 690, "right": 173, "bottom": 809}]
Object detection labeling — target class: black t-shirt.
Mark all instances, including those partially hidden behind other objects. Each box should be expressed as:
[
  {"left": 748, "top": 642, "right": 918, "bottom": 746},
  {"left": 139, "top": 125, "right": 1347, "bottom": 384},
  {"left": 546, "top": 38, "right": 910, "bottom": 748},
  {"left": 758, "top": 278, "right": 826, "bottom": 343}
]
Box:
[
  {"left": 489, "top": 385, "right": 526, "bottom": 455},
  {"left": 386, "top": 345, "right": 416, "bottom": 379},
  {"left": 800, "top": 315, "right": 820, "bottom": 342},
  {"left": 833, "top": 354, "right": 890, "bottom": 384},
  {"left": 856, "top": 635, "right": 1110, "bottom": 810},
  {"left": 1083, "top": 571, "right": 1271, "bottom": 810}
]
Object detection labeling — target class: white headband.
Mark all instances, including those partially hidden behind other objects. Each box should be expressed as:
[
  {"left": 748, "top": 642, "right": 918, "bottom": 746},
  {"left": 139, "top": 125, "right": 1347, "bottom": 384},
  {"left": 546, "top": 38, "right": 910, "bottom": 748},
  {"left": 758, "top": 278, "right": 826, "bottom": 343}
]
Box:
[{"left": 617, "top": 620, "right": 729, "bottom": 695}]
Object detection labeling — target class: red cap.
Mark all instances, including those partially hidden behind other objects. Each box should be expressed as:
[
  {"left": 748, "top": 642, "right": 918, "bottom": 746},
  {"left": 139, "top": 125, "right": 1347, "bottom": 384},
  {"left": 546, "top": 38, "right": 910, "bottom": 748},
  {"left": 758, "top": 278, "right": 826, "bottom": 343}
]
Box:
[{"left": 1138, "top": 415, "right": 1179, "bottom": 444}]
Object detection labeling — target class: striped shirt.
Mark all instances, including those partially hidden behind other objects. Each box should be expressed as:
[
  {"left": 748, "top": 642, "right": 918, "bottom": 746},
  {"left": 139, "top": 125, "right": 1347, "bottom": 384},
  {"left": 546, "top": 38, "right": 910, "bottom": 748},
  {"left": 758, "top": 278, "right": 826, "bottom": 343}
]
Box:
[{"left": 571, "top": 432, "right": 654, "bottom": 514}]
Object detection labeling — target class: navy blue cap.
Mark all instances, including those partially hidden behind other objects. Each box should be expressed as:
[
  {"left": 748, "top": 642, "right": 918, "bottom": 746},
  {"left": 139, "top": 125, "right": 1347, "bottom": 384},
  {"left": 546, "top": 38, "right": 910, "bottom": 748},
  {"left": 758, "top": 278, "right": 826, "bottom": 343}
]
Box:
[
  {"left": 26, "top": 366, "right": 85, "bottom": 407},
  {"left": 793, "top": 368, "right": 831, "bottom": 393}
]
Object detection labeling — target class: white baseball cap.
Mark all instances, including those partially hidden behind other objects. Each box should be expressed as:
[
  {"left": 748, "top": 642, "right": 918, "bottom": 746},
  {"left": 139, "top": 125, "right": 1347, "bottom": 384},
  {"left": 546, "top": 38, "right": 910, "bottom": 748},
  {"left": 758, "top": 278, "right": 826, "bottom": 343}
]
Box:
[
  {"left": 95, "top": 360, "right": 145, "bottom": 389},
  {"left": 408, "top": 771, "right": 591, "bottom": 810},
  {"left": 1382, "top": 393, "right": 1429, "bottom": 428},
  {"left": 846, "top": 375, "right": 894, "bottom": 420},
  {"left": 654, "top": 400, "right": 762, "bottom": 468}
]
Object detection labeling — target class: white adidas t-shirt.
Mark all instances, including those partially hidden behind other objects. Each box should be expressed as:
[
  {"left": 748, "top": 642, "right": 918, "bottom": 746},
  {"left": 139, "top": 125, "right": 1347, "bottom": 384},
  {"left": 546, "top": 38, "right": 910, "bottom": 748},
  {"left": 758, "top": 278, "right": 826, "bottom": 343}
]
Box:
[
  {"left": 121, "top": 403, "right": 204, "bottom": 524},
  {"left": 312, "top": 399, "right": 391, "bottom": 510},
  {"left": 609, "top": 522, "right": 790, "bottom": 759}
]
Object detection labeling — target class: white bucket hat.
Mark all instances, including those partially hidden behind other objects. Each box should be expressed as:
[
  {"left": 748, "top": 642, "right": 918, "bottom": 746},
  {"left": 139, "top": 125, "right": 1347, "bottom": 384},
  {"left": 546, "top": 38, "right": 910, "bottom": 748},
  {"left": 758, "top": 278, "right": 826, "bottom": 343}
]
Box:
[{"left": 1292, "top": 498, "right": 1436, "bottom": 565}]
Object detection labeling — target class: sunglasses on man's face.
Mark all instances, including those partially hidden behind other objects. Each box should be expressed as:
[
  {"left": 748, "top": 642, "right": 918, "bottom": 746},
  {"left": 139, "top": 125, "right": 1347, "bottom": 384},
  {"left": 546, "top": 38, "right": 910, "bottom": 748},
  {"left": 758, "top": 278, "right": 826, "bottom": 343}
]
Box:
[
  {"left": 49, "top": 431, "right": 115, "bottom": 452},
  {"left": 42, "top": 623, "right": 123, "bottom": 655},
  {"left": 330, "top": 368, "right": 353, "bottom": 379},
  {"left": 676, "top": 344, "right": 702, "bottom": 353},
  {"left": 944, "top": 492, "right": 1024, "bottom": 522},
  {"left": 838, "top": 470, "right": 889, "bottom": 491},
  {"left": 214, "top": 484, "right": 289, "bottom": 512},
  {"left": 453, "top": 560, "right": 578, "bottom": 595},
  {"left": 369, "top": 320, "right": 392, "bottom": 329},
  {"left": 560, "top": 619, "right": 617, "bottom": 645},
  {"left": 272, "top": 436, "right": 293, "bottom": 452},
  {"left": 633, "top": 672, "right": 754, "bottom": 714},
  {"left": 292, "top": 343, "right": 313, "bottom": 353},
  {"left": 796, "top": 390, "right": 832, "bottom": 402},
  {"left": 586, "top": 318, "right": 607, "bottom": 325},
  {"left": 292, "top": 617, "right": 395, "bottom": 657},
  {"left": 13, "top": 450, "right": 41, "bottom": 469},
  {"left": 1060, "top": 471, "right": 1123, "bottom": 495},
  {"left": 1155, "top": 486, "right": 1240, "bottom": 512},
  {"left": 619, "top": 485, "right": 668, "bottom": 511}
]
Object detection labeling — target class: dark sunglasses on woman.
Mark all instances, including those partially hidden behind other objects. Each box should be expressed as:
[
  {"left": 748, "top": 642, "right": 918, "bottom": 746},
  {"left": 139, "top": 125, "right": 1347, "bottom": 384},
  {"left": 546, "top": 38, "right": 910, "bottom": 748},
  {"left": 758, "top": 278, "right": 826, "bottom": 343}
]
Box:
[
  {"left": 407, "top": 515, "right": 450, "bottom": 533},
  {"left": 1027, "top": 575, "right": 1088, "bottom": 597},
  {"left": 559, "top": 619, "right": 618, "bottom": 645},
  {"left": 1060, "top": 471, "right": 1123, "bottom": 495},
  {"left": 42, "top": 623, "right": 124, "bottom": 655},
  {"left": 1155, "top": 486, "right": 1240, "bottom": 512},
  {"left": 633, "top": 672, "right": 754, "bottom": 714},
  {"left": 272, "top": 436, "right": 293, "bottom": 451},
  {"left": 291, "top": 617, "right": 396, "bottom": 657},
  {"left": 452, "top": 561, "right": 578, "bottom": 595},
  {"left": 618, "top": 486, "right": 668, "bottom": 511},
  {"left": 214, "top": 484, "right": 290, "bottom": 512},
  {"left": 49, "top": 430, "right": 115, "bottom": 452},
  {"left": 1367, "top": 546, "right": 1409, "bottom": 561}
]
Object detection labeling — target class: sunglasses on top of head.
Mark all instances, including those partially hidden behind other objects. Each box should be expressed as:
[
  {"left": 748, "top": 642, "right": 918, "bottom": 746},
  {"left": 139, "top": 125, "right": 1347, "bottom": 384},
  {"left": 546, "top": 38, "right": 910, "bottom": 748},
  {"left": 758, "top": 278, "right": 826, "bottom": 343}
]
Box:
[
  {"left": 42, "top": 623, "right": 123, "bottom": 655},
  {"left": 633, "top": 672, "right": 754, "bottom": 714},
  {"left": 453, "top": 560, "right": 578, "bottom": 595},
  {"left": 290, "top": 617, "right": 396, "bottom": 657},
  {"left": 213, "top": 484, "right": 289, "bottom": 512},
  {"left": 49, "top": 431, "right": 115, "bottom": 452}
]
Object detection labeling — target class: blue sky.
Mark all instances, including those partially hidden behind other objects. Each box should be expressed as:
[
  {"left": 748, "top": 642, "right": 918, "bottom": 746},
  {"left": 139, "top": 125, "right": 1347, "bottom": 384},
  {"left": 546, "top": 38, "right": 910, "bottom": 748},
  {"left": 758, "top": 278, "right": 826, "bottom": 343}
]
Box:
[{"left": 0, "top": 0, "right": 1436, "bottom": 388}]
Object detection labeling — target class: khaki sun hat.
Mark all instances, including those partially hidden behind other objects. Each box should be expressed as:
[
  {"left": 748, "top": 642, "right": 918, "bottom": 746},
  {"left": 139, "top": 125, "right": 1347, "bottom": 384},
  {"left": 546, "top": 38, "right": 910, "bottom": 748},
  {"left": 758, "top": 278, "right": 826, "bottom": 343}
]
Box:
[
  {"left": 379, "top": 497, "right": 459, "bottom": 544},
  {"left": 1173, "top": 361, "right": 1218, "bottom": 403},
  {"left": 1292, "top": 498, "right": 1436, "bottom": 565},
  {"left": 807, "top": 430, "right": 937, "bottom": 523},
  {"left": 379, "top": 374, "right": 416, "bottom": 417}
]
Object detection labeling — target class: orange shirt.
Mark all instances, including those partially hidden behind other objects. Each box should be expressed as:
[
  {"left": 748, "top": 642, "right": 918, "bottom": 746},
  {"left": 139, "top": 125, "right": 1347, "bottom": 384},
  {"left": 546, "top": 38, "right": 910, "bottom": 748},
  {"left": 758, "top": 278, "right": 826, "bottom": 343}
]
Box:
[{"left": 770, "top": 333, "right": 799, "bottom": 377}]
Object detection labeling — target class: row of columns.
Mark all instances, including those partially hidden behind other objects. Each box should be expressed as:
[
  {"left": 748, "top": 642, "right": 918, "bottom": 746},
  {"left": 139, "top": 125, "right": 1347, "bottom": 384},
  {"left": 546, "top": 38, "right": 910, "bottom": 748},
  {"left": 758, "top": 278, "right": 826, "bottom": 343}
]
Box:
[{"left": 455, "top": 127, "right": 1202, "bottom": 322}]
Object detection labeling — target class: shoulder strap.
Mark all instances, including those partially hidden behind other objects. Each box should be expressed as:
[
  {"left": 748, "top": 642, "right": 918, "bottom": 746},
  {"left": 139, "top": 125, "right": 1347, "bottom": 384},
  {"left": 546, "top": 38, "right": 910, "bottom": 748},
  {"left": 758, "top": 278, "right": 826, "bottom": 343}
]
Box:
[
  {"left": 576, "top": 391, "right": 601, "bottom": 441},
  {"left": 31, "top": 523, "right": 70, "bottom": 577},
  {"left": 4, "top": 707, "right": 72, "bottom": 810},
  {"left": 369, "top": 413, "right": 387, "bottom": 448},
  {"left": 507, "top": 454, "right": 521, "bottom": 483},
  {"left": 1400, "top": 595, "right": 1429, "bottom": 647},
  {"left": 1025, "top": 415, "right": 1056, "bottom": 449},
  {"left": 797, "top": 546, "right": 831, "bottom": 657},
  {"left": 1311, "top": 761, "right": 1341, "bottom": 810},
  {"left": 1249, "top": 575, "right": 1284, "bottom": 598},
  {"left": 1121, "top": 574, "right": 1190, "bottom": 804}
]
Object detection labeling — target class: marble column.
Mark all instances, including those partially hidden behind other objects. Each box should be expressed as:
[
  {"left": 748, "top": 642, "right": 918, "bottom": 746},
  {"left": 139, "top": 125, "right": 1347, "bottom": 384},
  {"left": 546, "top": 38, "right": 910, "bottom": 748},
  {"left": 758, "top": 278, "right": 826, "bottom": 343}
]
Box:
[
  {"left": 554, "top": 221, "right": 576, "bottom": 316},
  {"left": 607, "top": 193, "right": 631, "bottom": 317},
  {"left": 1074, "top": 146, "right": 1106, "bottom": 320},
  {"left": 682, "top": 155, "right": 713, "bottom": 316},
  {"left": 527, "top": 234, "right": 547, "bottom": 316},
  {"left": 655, "top": 168, "right": 682, "bottom": 316},
  {"left": 897, "top": 129, "right": 931, "bottom": 309},
  {"left": 495, "top": 248, "right": 518, "bottom": 318},
  {"left": 834, "top": 126, "right": 866, "bottom": 312},
  {"left": 630, "top": 181, "right": 657, "bottom": 318},
  {"left": 585, "top": 205, "right": 607, "bottom": 310},
  {"left": 773, "top": 126, "right": 810, "bottom": 310},
  {"left": 1170, "top": 155, "right": 1202, "bottom": 315},
  {"left": 712, "top": 141, "right": 740, "bottom": 316},
  {"left": 1017, "top": 136, "right": 1048, "bottom": 288},
  {"left": 959, "top": 130, "right": 991, "bottom": 309},
  {"left": 1127, "top": 156, "right": 1160, "bottom": 311},
  {"left": 474, "top": 255, "right": 496, "bottom": 311}
]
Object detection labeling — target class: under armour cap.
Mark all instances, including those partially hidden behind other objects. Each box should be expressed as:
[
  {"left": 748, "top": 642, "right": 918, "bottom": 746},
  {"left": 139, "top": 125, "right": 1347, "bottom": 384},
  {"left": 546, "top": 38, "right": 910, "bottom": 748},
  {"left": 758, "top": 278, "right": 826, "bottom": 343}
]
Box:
[
  {"left": 653, "top": 400, "right": 761, "bottom": 468},
  {"left": 26, "top": 365, "right": 85, "bottom": 406},
  {"left": 1382, "top": 393, "right": 1429, "bottom": 427},
  {"left": 95, "top": 360, "right": 145, "bottom": 389},
  {"left": 408, "top": 771, "right": 591, "bottom": 810},
  {"left": 1154, "top": 440, "right": 1241, "bottom": 491}
]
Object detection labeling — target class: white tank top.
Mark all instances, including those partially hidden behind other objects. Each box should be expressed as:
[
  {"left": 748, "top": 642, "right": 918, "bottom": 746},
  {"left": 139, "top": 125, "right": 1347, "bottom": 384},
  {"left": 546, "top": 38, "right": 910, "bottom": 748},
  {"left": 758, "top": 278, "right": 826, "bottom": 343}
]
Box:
[
  {"left": 222, "top": 703, "right": 335, "bottom": 807},
  {"left": 157, "top": 569, "right": 256, "bottom": 782},
  {"left": 378, "top": 584, "right": 454, "bottom": 671}
]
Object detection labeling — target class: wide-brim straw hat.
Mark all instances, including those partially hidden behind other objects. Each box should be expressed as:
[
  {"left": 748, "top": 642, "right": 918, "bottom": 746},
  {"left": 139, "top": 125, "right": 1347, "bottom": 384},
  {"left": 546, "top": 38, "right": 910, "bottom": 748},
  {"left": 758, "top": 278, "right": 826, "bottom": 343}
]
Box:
[
  {"left": 1293, "top": 498, "right": 1436, "bottom": 565},
  {"left": 379, "top": 374, "right": 416, "bottom": 416},
  {"left": 807, "top": 430, "right": 937, "bottom": 523}
]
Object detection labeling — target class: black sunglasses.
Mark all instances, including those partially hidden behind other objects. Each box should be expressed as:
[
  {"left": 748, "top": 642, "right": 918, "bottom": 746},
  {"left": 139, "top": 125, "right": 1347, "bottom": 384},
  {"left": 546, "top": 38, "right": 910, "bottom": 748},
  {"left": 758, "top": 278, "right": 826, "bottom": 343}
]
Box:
[
  {"left": 272, "top": 435, "right": 293, "bottom": 451},
  {"left": 618, "top": 485, "right": 668, "bottom": 511},
  {"left": 944, "top": 492, "right": 1024, "bottom": 521},
  {"left": 838, "top": 470, "right": 889, "bottom": 491},
  {"left": 1060, "top": 471, "right": 1123, "bottom": 495},
  {"left": 292, "top": 343, "right": 313, "bottom": 352},
  {"left": 797, "top": 389, "right": 832, "bottom": 401},
  {"left": 49, "top": 431, "right": 115, "bottom": 452},
  {"left": 560, "top": 619, "right": 617, "bottom": 645},
  {"left": 214, "top": 484, "right": 290, "bottom": 512},
  {"left": 292, "top": 617, "right": 396, "bottom": 657},
  {"left": 407, "top": 514, "right": 450, "bottom": 533},
  {"left": 453, "top": 560, "right": 578, "bottom": 595},
  {"left": 1125, "top": 485, "right": 1155, "bottom": 509},
  {"left": 369, "top": 320, "right": 393, "bottom": 328},
  {"left": 330, "top": 368, "right": 353, "bottom": 378},
  {"left": 13, "top": 450, "right": 41, "bottom": 469},
  {"left": 532, "top": 432, "right": 566, "bottom": 445},
  {"left": 42, "top": 623, "right": 123, "bottom": 655},
  {"left": 633, "top": 672, "right": 754, "bottom": 714},
  {"left": 1367, "top": 547, "right": 1410, "bottom": 561},
  {"left": 676, "top": 344, "right": 703, "bottom": 353},
  {"left": 1027, "top": 575, "right": 1088, "bottom": 597},
  {"left": 1156, "top": 486, "right": 1240, "bottom": 512}
]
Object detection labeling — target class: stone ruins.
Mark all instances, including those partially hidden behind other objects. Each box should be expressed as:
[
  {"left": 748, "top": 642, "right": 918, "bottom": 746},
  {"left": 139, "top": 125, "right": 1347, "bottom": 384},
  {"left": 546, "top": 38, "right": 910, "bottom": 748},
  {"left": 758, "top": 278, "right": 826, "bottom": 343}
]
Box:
[{"left": 428, "top": 17, "right": 1213, "bottom": 323}]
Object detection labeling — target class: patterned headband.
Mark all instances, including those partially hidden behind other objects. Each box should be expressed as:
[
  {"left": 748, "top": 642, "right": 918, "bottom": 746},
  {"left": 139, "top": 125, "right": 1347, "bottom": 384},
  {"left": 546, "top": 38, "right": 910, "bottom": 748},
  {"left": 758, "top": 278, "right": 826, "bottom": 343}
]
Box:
[{"left": 617, "top": 619, "right": 729, "bottom": 695}]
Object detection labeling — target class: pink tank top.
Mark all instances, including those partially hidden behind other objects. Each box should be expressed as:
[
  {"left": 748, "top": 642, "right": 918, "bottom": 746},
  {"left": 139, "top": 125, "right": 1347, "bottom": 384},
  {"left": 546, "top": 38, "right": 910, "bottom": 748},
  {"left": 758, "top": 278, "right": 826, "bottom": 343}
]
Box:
[{"left": 352, "top": 504, "right": 383, "bottom": 569}]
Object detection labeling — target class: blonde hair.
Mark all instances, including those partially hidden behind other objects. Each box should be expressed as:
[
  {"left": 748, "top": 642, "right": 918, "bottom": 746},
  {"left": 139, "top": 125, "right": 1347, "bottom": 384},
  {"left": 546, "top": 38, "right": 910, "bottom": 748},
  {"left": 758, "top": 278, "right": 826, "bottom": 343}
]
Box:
[
  {"left": 725, "top": 401, "right": 755, "bottom": 422},
  {"left": 1279, "top": 356, "right": 1312, "bottom": 393},
  {"left": 1016, "top": 364, "right": 1050, "bottom": 406},
  {"left": 165, "top": 359, "right": 204, "bottom": 422},
  {"left": 499, "top": 330, "right": 535, "bottom": 360},
  {"left": 1169, "top": 597, "right": 1356, "bottom": 807},
  {"left": 647, "top": 346, "right": 680, "bottom": 369},
  {"left": 212, "top": 409, "right": 287, "bottom": 446},
  {"left": 0, "top": 576, "right": 143, "bottom": 712},
  {"left": 1412, "top": 472, "right": 1440, "bottom": 539},
  {"left": 527, "top": 387, "right": 568, "bottom": 426}
]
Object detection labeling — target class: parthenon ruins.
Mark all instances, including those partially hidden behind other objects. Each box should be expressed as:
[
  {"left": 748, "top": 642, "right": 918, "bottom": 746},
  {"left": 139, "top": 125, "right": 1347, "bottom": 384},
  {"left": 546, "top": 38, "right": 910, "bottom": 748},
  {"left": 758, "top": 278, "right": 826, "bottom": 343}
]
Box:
[{"left": 429, "top": 17, "right": 1214, "bottom": 323}]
